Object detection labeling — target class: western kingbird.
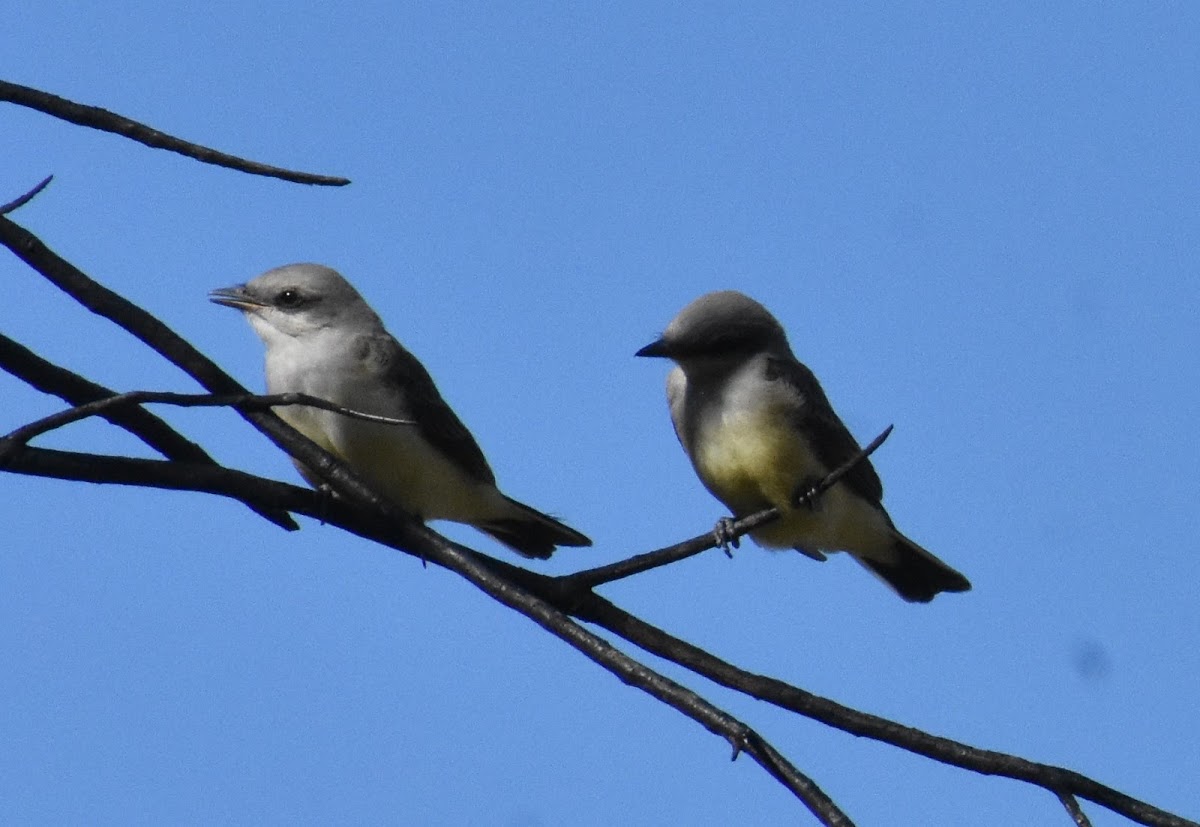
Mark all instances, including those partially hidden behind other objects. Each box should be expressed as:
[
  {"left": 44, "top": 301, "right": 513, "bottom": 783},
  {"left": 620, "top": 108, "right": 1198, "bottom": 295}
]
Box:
[
  {"left": 210, "top": 263, "right": 591, "bottom": 559},
  {"left": 636, "top": 290, "right": 969, "bottom": 602}
]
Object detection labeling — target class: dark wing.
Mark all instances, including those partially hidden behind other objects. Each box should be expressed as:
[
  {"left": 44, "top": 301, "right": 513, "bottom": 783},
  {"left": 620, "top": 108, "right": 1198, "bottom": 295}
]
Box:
[
  {"left": 765, "top": 355, "right": 884, "bottom": 505},
  {"left": 378, "top": 335, "right": 497, "bottom": 486}
]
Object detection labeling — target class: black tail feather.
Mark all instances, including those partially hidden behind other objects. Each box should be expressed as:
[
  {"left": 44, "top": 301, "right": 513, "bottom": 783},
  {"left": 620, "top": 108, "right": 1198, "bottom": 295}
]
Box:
[
  {"left": 857, "top": 534, "right": 971, "bottom": 603},
  {"left": 477, "top": 497, "right": 592, "bottom": 559}
]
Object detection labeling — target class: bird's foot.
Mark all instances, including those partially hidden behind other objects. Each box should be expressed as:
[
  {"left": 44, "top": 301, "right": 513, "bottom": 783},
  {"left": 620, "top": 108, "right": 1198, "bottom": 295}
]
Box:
[
  {"left": 792, "top": 475, "right": 825, "bottom": 511},
  {"left": 713, "top": 517, "right": 741, "bottom": 557}
]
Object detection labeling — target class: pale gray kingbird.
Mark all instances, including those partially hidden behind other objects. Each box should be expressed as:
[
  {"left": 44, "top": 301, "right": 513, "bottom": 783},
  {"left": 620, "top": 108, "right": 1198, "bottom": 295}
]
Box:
[
  {"left": 636, "top": 290, "right": 969, "bottom": 602},
  {"left": 210, "top": 263, "right": 591, "bottom": 559}
]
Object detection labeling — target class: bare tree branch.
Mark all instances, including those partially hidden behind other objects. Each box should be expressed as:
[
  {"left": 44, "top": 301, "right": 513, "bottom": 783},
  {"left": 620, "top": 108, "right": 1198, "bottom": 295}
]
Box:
[
  {"left": 0, "top": 440, "right": 852, "bottom": 826},
  {"left": 2, "top": 390, "right": 1195, "bottom": 826},
  {"left": 0, "top": 80, "right": 349, "bottom": 186},
  {"left": 7, "top": 415, "right": 1191, "bottom": 827},
  {"left": 560, "top": 595, "right": 1195, "bottom": 827},
  {"left": 0, "top": 443, "right": 310, "bottom": 510}
]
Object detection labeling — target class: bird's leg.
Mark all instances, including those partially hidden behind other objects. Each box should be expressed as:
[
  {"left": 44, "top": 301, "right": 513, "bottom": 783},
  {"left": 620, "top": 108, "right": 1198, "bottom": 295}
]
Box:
[
  {"left": 712, "top": 516, "right": 741, "bottom": 557},
  {"left": 789, "top": 475, "right": 828, "bottom": 560},
  {"left": 313, "top": 481, "right": 336, "bottom": 525},
  {"left": 794, "top": 545, "right": 828, "bottom": 562}
]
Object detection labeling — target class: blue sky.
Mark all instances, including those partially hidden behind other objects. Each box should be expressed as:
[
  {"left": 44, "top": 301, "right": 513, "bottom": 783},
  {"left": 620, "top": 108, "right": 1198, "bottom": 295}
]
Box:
[{"left": 4, "top": 4, "right": 1199, "bottom": 825}]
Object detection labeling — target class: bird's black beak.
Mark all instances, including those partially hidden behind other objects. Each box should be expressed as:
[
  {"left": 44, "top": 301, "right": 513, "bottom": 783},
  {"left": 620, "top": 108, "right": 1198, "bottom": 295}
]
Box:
[
  {"left": 635, "top": 338, "right": 671, "bottom": 358},
  {"left": 208, "top": 285, "right": 264, "bottom": 311}
]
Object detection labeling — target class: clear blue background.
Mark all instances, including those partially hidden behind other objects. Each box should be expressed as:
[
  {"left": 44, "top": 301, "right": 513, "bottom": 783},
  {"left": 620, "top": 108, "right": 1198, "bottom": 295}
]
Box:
[{"left": 4, "top": 4, "right": 1198, "bottom": 825}]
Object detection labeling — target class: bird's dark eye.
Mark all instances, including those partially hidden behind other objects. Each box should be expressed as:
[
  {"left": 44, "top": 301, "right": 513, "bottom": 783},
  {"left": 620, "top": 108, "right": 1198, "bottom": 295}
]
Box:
[{"left": 275, "top": 288, "right": 306, "bottom": 308}]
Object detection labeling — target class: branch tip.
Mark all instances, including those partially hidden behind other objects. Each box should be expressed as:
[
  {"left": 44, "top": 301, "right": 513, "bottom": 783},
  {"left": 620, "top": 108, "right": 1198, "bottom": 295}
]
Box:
[
  {"left": 0, "top": 80, "right": 349, "bottom": 186},
  {"left": 0, "top": 175, "right": 53, "bottom": 215}
]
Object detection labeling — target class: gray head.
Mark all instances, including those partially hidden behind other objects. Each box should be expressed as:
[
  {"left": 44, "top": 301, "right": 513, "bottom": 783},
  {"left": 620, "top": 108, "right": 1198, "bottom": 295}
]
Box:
[
  {"left": 209, "top": 263, "right": 383, "bottom": 343},
  {"left": 636, "top": 290, "right": 792, "bottom": 364}
]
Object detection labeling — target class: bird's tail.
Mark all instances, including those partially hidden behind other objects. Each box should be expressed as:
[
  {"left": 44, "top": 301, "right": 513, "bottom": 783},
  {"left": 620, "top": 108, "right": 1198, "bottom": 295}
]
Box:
[
  {"left": 476, "top": 496, "right": 592, "bottom": 559},
  {"left": 856, "top": 532, "right": 971, "bottom": 603}
]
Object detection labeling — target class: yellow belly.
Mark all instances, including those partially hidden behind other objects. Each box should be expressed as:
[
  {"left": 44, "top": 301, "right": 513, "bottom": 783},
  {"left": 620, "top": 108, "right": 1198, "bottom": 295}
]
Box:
[
  {"left": 690, "top": 407, "right": 888, "bottom": 554},
  {"left": 693, "top": 408, "right": 817, "bottom": 516},
  {"left": 280, "top": 406, "right": 495, "bottom": 522}
]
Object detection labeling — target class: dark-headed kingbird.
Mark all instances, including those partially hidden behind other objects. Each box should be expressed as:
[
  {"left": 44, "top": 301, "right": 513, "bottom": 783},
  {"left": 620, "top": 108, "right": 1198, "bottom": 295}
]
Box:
[{"left": 637, "top": 290, "right": 969, "bottom": 602}]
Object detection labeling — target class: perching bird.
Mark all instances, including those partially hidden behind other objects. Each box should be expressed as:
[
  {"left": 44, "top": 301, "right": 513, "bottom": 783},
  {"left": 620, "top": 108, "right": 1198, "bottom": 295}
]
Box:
[
  {"left": 210, "top": 263, "right": 591, "bottom": 558},
  {"left": 636, "top": 290, "right": 969, "bottom": 602}
]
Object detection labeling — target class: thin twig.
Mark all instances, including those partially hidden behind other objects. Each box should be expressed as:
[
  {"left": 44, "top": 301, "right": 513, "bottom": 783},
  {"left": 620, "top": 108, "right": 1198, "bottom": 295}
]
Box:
[
  {"left": 1, "top": 389, "right": 415, "bottom": 451},
  {"left": 801, "top": 425, "right": 894, "bottom": 503},
  {"left": 562, "top": 425, "right": 893, "bottom": 591},
  {"left": 0, "top": 175, "right": 52, "bottom": 214},
  {"left": 1058, "top": 791, "right": 1095, "bottom": 827},
  {"left": 0, "top": 80, "right": 349, "bottom": 186}
]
